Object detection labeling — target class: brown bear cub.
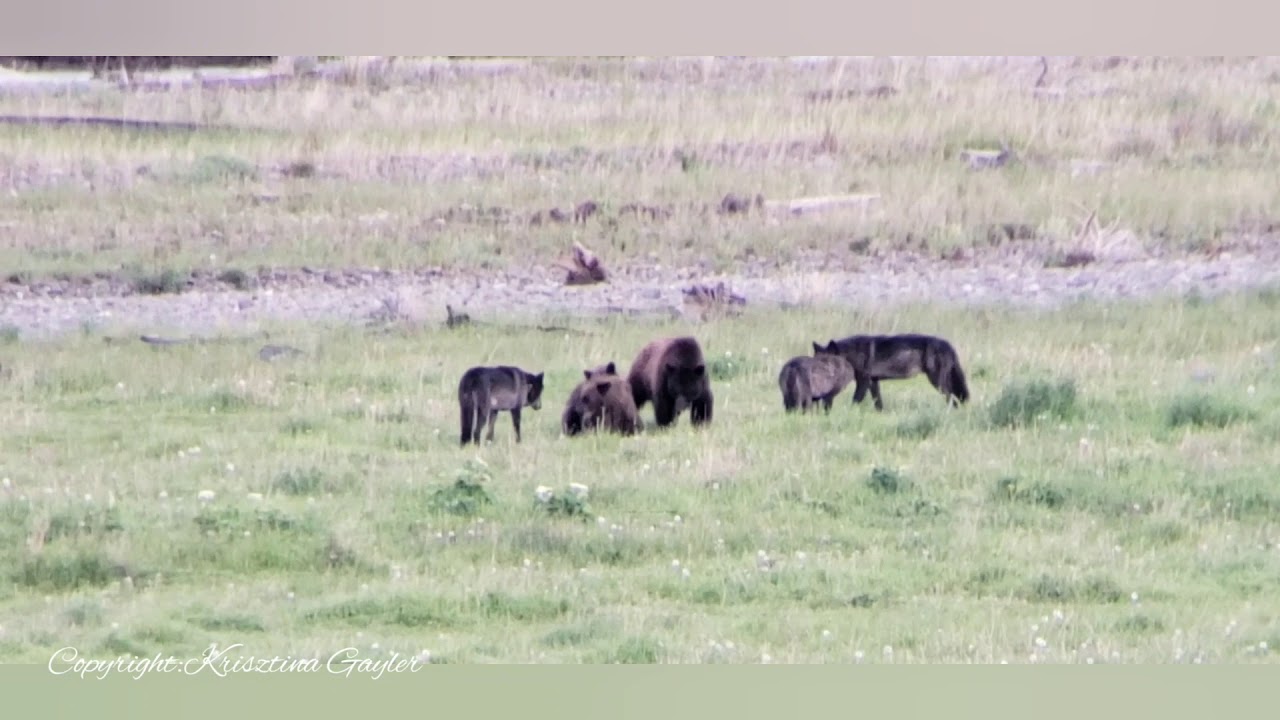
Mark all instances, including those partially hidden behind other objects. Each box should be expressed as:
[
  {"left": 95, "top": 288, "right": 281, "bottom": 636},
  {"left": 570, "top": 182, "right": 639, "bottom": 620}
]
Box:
[
  {"left": 626, "top": 336, "right": 714, "bottom": 428},
  {"left": 561, "top": 362, "right": 640, "bottom": 436},
  {"left": 565, "top": 364, "right": 643, "bottom": 437},
  {"left": 777, "top": 343, "right": 857, "bottom": 413}
]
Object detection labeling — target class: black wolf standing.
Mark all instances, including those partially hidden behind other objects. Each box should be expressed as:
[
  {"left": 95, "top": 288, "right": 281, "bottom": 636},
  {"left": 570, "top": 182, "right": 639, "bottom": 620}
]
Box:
[
  {"left": 457, "top": 366, "right": 545, "bottom": 445},
  {"left": 819, "top": 333, "right": 970, "bottom": 410},
  {"left": 777, "top": 343, "right": 857, "bottom": 413}
]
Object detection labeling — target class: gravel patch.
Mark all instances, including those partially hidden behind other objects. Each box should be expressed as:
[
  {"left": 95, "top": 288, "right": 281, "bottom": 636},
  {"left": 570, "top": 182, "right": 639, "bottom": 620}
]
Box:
[{"left": 3, "top": 247, "right": 1278, "bottom": 342}]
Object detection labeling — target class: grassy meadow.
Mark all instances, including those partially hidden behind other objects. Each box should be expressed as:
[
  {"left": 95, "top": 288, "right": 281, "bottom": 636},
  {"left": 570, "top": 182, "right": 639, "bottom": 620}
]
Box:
[
  {"left": 2, "top": 56, "right": 1279, "bottom": 665},
  {"left": 2, "top": 292, "right": 1279, "bottom": 664},
  {"left": 3, "top": 56, "right": 1280, "bottom": 278}
]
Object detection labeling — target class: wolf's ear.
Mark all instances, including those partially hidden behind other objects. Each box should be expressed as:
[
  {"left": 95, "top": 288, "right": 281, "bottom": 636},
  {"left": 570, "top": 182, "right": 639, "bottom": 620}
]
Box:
[
  {"left": 826, "top": 340, "right": 839, "bottom": 351},
  {"left": 605, "top": 361, "right": 617, "bottom": 374},
  {"left": 583, "top": 369, "right": 593, "bottom": 380},
  {"left": 812, "top": 341, "right": 823, "bottom": 353},
  {"left": 534, "top": 372, "right": 544, "bottom": 383},
  {"left": 595, "top": 381, "right": 612, "bottom": 396}
]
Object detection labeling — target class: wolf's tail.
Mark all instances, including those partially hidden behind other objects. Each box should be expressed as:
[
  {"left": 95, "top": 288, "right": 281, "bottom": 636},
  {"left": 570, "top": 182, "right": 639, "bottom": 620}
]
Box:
[
  {"left": 949, "top": 360, "right": 970, "bottom": 404},
  {"left": 780, "top": 369, "right": 805, "bottom": 412},
  {"left": 459, "top": 391, "right": 478, "bottom": 445}
]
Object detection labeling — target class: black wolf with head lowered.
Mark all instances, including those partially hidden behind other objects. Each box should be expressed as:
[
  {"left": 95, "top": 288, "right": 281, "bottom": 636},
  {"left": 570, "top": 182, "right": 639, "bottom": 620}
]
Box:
[
  {"left": 778, "top": 344, "right": 857, "bottom": 413},
  {"left": 457, "top": 365, "right": 545, "bottom": 446},
  {"left": 820, "top": 333, "right": 970, "bottom": 410}
]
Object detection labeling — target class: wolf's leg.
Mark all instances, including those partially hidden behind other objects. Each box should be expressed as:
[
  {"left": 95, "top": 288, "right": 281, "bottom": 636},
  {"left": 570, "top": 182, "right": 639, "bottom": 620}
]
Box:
[{"left": 870, "top": 379, "right": 884, "bottom": 411}]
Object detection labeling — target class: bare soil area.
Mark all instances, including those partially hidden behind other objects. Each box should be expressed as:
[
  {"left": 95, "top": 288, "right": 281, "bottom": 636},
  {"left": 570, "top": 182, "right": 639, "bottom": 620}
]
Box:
[{"left": 3, "top": 244, "right": 1277, "bottom": 341}]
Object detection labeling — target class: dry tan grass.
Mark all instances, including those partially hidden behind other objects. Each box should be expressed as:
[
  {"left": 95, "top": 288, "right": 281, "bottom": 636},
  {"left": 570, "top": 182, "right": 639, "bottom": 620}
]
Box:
[{"left": 1, "top": 56, "right": 1278, "bottom": 277}]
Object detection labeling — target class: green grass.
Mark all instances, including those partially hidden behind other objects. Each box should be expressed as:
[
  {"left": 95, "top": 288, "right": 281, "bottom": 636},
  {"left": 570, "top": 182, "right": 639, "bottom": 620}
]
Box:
[
  {"left": 1, "top": 290, "right": 1279, "bottom": 664},
  {"left": 3, "top": 57, "right": 1280, "bottom": 276}
]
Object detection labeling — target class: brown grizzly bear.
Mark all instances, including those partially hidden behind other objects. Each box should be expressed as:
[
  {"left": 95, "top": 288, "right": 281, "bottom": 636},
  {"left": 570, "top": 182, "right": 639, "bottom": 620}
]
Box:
[
  {"left": 561, "top": 362, "right": 620, "bottom": 436},
  {"left": 626, "top": 336, "right": 713, "bottom": 428},
  {"left": 573, "top": 373, "right": 643, "bottom": 436}
]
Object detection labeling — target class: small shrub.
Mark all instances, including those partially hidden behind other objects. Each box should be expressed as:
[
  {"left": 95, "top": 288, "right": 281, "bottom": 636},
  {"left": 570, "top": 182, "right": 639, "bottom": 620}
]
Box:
[
  {"left": 532, "top": 482, "right": 593, "bottom": 520},
  {"left": 216, "top": 268, "right": 254, "bottom": 290},
  {"left": 866, "top": 466, "right": 908, "bottom": 494},
  {"left": 539, "top": 492, "right": 592, "bottom": 520},
  {"left": 989, "top": 378, "right": 1078, "bottom": 428},
  {"left": 993, "top": 476, "right": 1068, "bottom": 509},
  {"left": 282, "top": 160, "right": 317, "bottom": 179},
  {"left": 1166, "top": 393, "right": 1253, "bottom": 429},
  {"left": 429, "top": 461, "right": 495, "bottom": 517},
  {"left": 1044, "top": 249, "right": 1097, "bottom": 269},
  {"left": 131, "top": 269, "right": 189, "bottom": 295}
]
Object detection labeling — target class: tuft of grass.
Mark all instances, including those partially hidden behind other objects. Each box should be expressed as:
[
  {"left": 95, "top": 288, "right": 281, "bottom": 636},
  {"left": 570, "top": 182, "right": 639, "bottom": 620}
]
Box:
[
  {"left": 129, "top": 268, "right": 189, "bottom": 296},
  {"left": 14, "top": 549, "right": 125, "bottom": 592},
  {"left": 992, "top": 476, "right": 1068, "bottom": 509},
  {"left": 707, "top": 354, "right": 756, "bottom": 382},
  {"left": 216, "top": 268, "right": 255, "bottom": 290},
  {"left": 895, "top": 412, "right": 941, "bottom": 440},
  {"left": 1023, "top": 574, "right": 1126, "bottom": 604},
  {"left": 302, "top": 595, "right": 458, "bottom": 629},
  {"left": 988, "top": 377, "right": 1078, "bottom": 428},
  {"left": 595, "top": 636, "right": 665, "bottom": 664},
  {"left": 866, "top": 466, "right": 909, "bottom": 495},
  {"left": 281, "top": 417, "right": 322, "bottom": 437},
  {"left": 1166, "top": 393, "right": 1254, "bottom": 429},
  {"left": 271, "top": 468, "right": 353, "bottom": 496}
]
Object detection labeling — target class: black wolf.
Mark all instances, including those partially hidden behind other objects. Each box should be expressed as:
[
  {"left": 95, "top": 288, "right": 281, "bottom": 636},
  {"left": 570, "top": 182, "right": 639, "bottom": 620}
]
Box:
[
  {"left": 819, "top": 333, "right": 970, "bottom": 410},
  {"left": 777, "top": 344, "right": 857, "bottom": 413},
  {"left": 457, "top": 365, "right": 545, "bottom": 446}
]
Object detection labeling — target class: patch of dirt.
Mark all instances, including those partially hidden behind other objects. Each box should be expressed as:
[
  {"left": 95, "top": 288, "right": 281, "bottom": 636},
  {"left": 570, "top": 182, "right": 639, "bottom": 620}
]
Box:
[{"left": 3, "top": 245, "right": 1278, "bottom": 341}]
